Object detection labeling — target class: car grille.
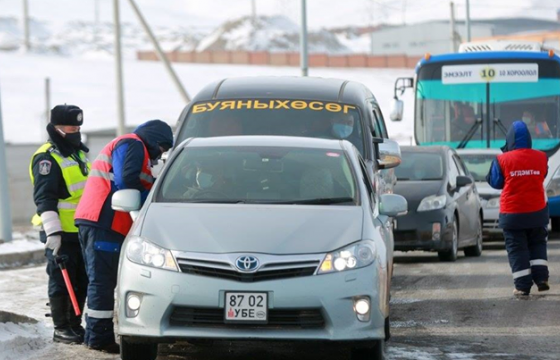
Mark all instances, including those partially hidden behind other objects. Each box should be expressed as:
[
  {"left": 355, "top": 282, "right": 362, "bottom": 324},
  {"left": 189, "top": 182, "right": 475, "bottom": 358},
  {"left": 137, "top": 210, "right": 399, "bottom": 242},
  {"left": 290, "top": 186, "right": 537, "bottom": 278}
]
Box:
[
  {"left": 483, "top": 219, "right": 499, "bottom": 230},
  {"left": 169, "top": 307, "right": 325, "bottom": 329},
  {"left": 394, "top": 230, "right": 417, "bottom": 242},
  {"left": 176, "top": 258, "right": 320, "bottom": 283}
]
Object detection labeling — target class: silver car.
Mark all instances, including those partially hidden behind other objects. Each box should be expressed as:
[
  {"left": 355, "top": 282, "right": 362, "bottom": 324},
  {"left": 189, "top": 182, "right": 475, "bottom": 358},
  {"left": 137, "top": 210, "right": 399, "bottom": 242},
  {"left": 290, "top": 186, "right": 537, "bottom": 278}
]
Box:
[
  {"left": 456, "top": 149, "right": 502, "bottom": 238},
  {"left": 112, "top": 136, "right": 406, "bottom": 360}
]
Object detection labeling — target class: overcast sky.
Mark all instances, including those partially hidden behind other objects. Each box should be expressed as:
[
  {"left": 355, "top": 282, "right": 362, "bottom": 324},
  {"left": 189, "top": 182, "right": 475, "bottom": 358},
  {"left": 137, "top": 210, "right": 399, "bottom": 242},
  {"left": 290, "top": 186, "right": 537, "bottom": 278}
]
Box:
[{"left": 0, "top": 0, "right": 558, "bottom": 30}]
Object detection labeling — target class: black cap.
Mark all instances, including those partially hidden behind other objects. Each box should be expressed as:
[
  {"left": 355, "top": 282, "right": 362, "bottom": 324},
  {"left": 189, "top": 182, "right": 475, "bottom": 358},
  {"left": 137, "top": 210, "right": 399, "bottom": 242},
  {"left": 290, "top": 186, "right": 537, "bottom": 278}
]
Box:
[{"left": 50, "top": 105, "right": 83, "bottom": 126}]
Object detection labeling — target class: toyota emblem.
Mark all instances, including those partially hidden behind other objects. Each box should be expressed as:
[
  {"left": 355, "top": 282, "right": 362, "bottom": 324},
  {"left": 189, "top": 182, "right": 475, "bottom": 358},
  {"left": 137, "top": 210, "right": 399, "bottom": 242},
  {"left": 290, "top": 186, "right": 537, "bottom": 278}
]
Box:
[{"left": 235, "top": 256, "right": 260, "bottom": 272}]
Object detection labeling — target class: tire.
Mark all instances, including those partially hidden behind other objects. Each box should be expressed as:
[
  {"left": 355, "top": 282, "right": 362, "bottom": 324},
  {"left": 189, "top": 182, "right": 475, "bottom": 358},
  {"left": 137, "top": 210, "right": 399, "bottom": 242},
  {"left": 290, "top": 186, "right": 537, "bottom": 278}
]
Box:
[
  {"left": 464, "top": 216, "right": 483, "bottom": 257},
  {"left": 120, "top": 336, "right": 158, "bottom": 360},
  {"left": 438, "top": 216, "right": 458, "bottom": 262},
  {"left": 384, "top": 316, "right": 391, "bottom": 341},
  {"left": 351, "top": 340, "right": 385, "bottom": 360}
]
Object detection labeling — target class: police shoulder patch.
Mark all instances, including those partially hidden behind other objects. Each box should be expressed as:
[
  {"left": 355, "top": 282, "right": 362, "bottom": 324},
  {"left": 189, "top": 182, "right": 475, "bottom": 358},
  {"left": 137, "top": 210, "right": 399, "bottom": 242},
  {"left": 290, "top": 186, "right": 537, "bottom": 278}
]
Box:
[{"left": 38, "top": 160, "right": 52, "bottom": 175}]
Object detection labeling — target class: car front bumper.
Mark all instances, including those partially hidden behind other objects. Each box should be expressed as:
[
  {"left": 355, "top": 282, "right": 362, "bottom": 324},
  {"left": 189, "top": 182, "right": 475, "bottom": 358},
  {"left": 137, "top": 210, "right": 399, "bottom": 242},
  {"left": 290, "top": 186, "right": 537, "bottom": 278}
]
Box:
[
  {"left": 481, "top": 206, "right": 501, "bottom": 237},
  {"left": 393, "top": 209, "right": 454, "bottom": 251},
  {"left": 548, "top": 195, "right": 560, "bottom": 217},
  {"left": 117, "top": 259, "right": 386, "bottom": 342}
]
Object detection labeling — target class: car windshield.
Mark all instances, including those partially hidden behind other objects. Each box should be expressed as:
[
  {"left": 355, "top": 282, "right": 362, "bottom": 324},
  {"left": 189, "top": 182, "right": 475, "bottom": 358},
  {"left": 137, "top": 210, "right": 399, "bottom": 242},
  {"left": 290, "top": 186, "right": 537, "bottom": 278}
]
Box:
[
  {"left": 460, "top": 154, "right": 496, "bottom": 182},
  {"left": 177, "top": 99, "right": 365, "bottom": 155},
  {"left": 395, "top": 152, "right": 444, "bottom": 181},
  {"left": 157, "top": 146, "right": 358, "bottom": 205}
]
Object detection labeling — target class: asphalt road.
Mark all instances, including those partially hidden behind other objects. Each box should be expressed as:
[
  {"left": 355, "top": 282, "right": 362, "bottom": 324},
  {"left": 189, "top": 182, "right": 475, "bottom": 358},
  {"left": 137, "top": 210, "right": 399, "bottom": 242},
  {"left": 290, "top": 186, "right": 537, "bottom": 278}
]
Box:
[{"left": 1, "top": 239, "right": 559, "bottom": 360}]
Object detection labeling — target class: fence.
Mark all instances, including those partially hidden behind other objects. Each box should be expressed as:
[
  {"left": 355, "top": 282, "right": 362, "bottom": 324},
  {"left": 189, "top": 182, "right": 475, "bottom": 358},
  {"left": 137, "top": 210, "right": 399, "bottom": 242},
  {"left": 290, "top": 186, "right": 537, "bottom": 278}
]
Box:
[{"left": 137, "top": 50, "right": 423, "bottom": 69}]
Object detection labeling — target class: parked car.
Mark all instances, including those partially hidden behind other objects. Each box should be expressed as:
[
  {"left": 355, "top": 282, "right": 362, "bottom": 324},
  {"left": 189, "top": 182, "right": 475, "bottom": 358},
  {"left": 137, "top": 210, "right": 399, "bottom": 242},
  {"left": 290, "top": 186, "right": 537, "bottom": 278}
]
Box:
[
  {"left": 113, "top": 136, "right": 407, "bottom": 360},
  {"left": 172, "top": 76, "right": 401, "bottom": 196},
  {"left": 393, "top": 146, "right": 483, "bottom": 261},
  {"left": 456, "top": 149, "right": 502, "bottom": 239}
]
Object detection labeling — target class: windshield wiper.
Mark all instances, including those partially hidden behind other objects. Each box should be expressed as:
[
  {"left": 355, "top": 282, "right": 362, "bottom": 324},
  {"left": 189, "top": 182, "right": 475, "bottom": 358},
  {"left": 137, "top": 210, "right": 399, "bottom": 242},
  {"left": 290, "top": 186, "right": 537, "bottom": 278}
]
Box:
[
  {"left": 184, "top": 199, "right": 246, "bottom": 204},
  {"left": 274, "top": 197, "right": 356, "bottom": 205},
  {"left": 458, "top": 103, "right": 484, "bottom": 149}
]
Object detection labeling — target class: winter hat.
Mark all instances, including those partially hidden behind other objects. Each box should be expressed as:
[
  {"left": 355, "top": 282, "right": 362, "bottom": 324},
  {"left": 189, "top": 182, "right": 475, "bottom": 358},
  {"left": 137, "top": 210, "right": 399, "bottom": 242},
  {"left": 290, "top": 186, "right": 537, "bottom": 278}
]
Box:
[{"left": 50, "top": 104, "right": 84, "bottom": 126}]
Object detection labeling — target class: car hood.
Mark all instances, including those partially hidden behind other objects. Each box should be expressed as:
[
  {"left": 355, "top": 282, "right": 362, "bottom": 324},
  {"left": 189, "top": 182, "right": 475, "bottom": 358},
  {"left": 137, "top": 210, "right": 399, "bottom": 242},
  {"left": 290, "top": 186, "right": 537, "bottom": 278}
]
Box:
[
  {"left": 140, "top": 203, "right": 363, "bottom": 254},
  {"left": 394, "top": 180, "right": 444, "bottom": 211},
  {"left": 475, "top": 181, "right": 501, "bottom": 197}
]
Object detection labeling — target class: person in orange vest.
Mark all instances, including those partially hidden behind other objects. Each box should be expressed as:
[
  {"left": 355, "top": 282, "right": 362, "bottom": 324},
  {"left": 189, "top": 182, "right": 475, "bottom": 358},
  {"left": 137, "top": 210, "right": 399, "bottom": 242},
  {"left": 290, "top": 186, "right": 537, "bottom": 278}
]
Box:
[
  {"left": 74, "top": 120, "right": 173, "bottom": 353},
  {"left": 487, "top": 121, "right": 549, "bottom": 297}
]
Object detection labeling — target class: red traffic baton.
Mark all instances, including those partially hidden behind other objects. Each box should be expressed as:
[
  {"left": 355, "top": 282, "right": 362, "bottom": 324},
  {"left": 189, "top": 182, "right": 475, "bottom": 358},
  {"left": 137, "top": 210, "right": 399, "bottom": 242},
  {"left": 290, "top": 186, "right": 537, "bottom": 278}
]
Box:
[{"left": 55, "top": 255, "right": 81, "bottom": 316}]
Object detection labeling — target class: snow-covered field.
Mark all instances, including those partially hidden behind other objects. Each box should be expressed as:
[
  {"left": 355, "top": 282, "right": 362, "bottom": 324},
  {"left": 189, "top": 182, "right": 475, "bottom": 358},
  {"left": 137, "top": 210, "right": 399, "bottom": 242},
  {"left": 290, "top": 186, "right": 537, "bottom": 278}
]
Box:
[{"left": 0, "top": 52, "right": 415, "bottom": 145}]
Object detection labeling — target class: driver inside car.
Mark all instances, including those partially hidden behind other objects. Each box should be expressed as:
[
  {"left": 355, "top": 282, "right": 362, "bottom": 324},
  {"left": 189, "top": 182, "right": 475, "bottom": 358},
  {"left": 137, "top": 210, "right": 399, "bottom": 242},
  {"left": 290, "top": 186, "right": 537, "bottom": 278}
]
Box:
[{"left": 183, "top": 161, "right": 229, "bottom": 199}]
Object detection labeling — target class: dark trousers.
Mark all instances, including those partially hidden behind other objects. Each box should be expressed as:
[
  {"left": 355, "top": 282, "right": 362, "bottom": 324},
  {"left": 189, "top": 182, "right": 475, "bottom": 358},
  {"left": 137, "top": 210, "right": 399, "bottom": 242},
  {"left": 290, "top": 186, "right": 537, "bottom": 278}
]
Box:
[
  {"left": 40, "top": 232, "right": 88, "bottom": 301},
  {"left": 78, "top": 225, "right": 124, "bottom": 347},
  {"left": 503, "top": 227, "right": 549, "bottom": 292}
]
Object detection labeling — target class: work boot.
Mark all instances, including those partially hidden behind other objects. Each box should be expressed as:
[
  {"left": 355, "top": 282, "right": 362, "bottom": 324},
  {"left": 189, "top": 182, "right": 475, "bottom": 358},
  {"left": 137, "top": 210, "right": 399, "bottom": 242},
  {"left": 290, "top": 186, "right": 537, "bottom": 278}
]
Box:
[
  {"left": 537, "top": 281, "right": 550, "bottom": 292},
  {"left": 513, "top": 288, "right": 530, "bottom": 297},
  {"left": 49, "top": 297, "right": 83, "bottom": 344},
  {"left": 67, "top": 295, "right": 85, "bottom": 342},
  {"left": 88, "top": 342, "right": 120, "bottom": 354}
]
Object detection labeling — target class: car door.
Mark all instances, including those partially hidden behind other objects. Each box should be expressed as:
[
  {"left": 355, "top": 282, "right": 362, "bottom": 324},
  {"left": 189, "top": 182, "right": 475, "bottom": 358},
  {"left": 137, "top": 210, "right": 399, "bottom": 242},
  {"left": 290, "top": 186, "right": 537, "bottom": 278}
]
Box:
[
  {"left": 370, "top": 101, "right": 396, "bottom": 196},
  {"left": 358, "top": 153, "right": 394, "bottom": 281},
  {"left": 448, "top": 150, "right": 470, "bottom": 244},
  {"left": 453, "top": 153, "right": 479, "bottom": 242}
]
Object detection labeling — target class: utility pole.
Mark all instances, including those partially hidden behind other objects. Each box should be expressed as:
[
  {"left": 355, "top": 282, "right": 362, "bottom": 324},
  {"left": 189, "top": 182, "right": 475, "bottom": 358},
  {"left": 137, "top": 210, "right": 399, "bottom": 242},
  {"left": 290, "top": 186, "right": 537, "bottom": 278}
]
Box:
[
  {"left": 22, "top": 0, "right": 30, "bottom": 51},
  {"left": 113, "top": 0, "right": 126, "bottom": 136},
  {"left": 127, "top": 0, "right": 191, "bottom": 104},
  {"left": 450, "top": 1, "right": 458, "bottom": 52},
  {"left": 44, "top": 78, "right": 51, "bottom": 143},
  {"left": 465, "top": 0, "right": 471, "bottom": 42},
  {"left": 251, "top": 0, "right": 257, "bottom": 25},
  {"left": 300, "top": 0, "right": 308, "bottom": 77},
  {"left": 0, "top": 81, "right": 13, "bottom": 242}
]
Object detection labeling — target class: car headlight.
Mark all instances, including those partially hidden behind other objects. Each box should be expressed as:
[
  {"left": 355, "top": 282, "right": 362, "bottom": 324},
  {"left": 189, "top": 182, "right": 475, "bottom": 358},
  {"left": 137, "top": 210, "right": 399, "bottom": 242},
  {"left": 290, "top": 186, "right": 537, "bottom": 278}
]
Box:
[
  {"left": 486, "top": 197, "right": 500, "bottom": 209},
  {"left": 546, "top": 166, "right": 560, "bottom": 198},
  {"left": 125, "top": 236, "right": 179, "bottom": 272},
  {"left": 318, "top": 240, "right": 376, "bottom": 274},
  {"left": 417, "top": 194, "right": 446, "bottom": 212}
]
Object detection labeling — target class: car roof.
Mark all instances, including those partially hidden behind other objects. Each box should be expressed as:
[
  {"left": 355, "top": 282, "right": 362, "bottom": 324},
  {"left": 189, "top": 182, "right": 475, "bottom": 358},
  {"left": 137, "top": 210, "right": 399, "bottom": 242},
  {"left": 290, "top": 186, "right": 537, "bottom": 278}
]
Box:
[
  {"left": 456, "top": 148, "right": 501, "bottom": 155},
  {"left": 180, "top": 135, "right": 350, "bottom": 151},
  {"left": 400, "top": 145, "right": 450, "bottom": 154},
  {"left": 191, "top": 76, "right": 374, "bottom": 104}
]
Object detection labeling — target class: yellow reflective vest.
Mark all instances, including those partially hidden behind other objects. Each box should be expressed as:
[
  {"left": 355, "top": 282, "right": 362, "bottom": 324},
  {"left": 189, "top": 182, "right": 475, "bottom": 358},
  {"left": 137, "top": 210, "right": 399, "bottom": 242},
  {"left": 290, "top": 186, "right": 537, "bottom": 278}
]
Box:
[{"left": 29, "top": 143, "right": 90, "bottom": 233}]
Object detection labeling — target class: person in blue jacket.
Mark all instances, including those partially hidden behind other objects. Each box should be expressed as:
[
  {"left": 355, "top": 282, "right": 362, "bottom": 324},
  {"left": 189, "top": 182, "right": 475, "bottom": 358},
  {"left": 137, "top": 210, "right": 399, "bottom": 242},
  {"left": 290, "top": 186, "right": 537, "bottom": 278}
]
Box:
[{"left": 487, "top": 121, "right": 550, "bottom": 297}]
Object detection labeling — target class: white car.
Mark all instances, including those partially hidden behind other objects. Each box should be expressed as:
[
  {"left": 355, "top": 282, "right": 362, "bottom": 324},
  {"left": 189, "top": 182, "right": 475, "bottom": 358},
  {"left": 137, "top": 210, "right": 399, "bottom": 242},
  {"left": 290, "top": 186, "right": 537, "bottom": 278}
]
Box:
[
  {"left": 113, "top": 136, "right": 407, "bottom": 360},
  {"left": 457, "top": 149, "right": 502, "bottom": 238}
]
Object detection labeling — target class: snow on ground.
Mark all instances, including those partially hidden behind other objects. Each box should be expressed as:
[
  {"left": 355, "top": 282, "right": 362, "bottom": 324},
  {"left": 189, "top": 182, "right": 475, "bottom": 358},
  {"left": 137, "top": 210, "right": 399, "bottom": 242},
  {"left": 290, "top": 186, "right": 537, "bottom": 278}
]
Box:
[
  {"left": 0, "top": 238, "right": 42, "bottom": 255},
  {"left": 0, "top": 320, "right": 49, "bottom": 360},
  {"left": 0, "top": 52, "right": 415, "bottom": 145}
]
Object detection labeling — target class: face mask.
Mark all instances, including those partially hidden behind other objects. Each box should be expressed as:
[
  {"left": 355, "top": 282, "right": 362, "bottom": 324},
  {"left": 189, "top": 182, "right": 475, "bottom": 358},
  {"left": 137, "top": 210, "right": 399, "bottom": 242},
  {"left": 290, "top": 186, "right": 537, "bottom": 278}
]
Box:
[
  {"left": 332, "top": 124, "right": 353, "bottom": 139},
  {"left": 64, "top": 132, "right": 82, "bottom": 148},
  {"left": 196, "top": 172, "right": 215, "bottom": 189},
  {"left": 522, "top": 116, "right": 533, "bottom": 125}
]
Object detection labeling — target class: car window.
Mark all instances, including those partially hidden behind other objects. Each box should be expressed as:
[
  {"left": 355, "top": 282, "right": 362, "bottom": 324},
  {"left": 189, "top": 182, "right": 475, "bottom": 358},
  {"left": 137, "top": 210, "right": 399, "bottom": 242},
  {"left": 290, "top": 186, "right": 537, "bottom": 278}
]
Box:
[
  {"left": 158, "top": 146, "right": 358, "bottom": 205},
  {"left": 178, "top": 99, "right": 366, "bottom": 156},
  {"left": 358, "top": 156, "right": 375, "bottom": 209},
  {"left": 395, "top": 152, "right": 444, "bottom": 181},
  {"left": 448, "top": 151, "right": 459, "bottom": 188},
  {"left": 372, "top": 106, "right": 389, "bottom": 139},
  {"left": 460, "top": 153, "right": 496, "bottom": 182}
]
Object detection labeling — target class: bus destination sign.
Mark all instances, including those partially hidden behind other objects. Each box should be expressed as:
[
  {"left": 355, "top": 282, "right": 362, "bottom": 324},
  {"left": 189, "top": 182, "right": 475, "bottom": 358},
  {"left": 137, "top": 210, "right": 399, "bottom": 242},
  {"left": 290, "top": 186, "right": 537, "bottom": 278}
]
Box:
[{"left": 441, "top": 63, "right": 539, "bottom": 84}]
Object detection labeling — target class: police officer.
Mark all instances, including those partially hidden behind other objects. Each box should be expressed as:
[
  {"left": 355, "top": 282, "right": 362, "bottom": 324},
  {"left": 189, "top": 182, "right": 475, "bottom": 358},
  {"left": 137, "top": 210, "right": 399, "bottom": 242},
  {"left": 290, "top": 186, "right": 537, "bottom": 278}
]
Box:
[
  {"left": 487, "top": 121, "right": 550, "bottom": 297},
  {"left": 74, "top": 120, "right": 173, "bottom": 353},
  {"left": 29, "top": 104, "right": 90, "bottom": 344}
]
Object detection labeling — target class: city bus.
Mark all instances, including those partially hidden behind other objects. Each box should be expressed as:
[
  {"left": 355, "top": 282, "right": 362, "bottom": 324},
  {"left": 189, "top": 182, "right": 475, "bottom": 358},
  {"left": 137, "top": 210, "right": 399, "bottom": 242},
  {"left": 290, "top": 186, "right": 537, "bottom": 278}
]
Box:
[{"left": 390, "top": 41, "right": 560, "bottom": 229}]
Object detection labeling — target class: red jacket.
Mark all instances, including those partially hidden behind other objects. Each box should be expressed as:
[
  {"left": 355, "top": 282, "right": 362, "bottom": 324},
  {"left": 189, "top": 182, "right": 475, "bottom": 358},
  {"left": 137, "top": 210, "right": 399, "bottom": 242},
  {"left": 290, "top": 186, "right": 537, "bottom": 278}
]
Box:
[
  {"left": 497, "top": 148, "right": 547, "bottom": 214},
  {"left": 74, "top": 133, "right": 153, "bottom": 236}
]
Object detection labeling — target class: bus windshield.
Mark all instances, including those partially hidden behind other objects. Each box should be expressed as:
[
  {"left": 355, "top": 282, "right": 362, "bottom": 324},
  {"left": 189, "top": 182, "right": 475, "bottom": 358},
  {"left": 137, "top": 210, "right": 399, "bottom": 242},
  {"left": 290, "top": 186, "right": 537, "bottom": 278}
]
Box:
[
  {"left": 177, "top": 99, "right": 365, "bottom": 155},
  {"left": 415, "top": 59, "right": 560, "bottom": 154}
]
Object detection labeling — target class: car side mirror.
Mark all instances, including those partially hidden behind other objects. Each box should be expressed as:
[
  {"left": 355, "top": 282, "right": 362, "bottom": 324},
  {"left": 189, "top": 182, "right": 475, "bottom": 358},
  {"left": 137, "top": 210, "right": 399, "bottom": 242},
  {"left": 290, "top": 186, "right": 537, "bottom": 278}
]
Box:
[
  {"left": 456, "top": 175, "right": 473, "bottom": 188},
  {"left": 389, "top": 98, "right": 404, "bottom": 122},
  {"left": 379, "top": 194, "right": 408, "bottom": 217},
  {"left": 112, "top": 189, "right": 141, "bottom": 212},
  {"left": 378, "top": 139, "right": 402, "bottom": 170}
]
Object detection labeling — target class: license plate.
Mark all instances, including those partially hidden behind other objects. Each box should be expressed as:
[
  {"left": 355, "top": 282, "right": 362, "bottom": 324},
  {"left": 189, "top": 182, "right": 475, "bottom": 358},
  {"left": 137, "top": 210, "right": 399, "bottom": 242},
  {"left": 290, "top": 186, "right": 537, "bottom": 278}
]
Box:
[{"left": 224, "top": 292, "right": 268, "bottom": 323}]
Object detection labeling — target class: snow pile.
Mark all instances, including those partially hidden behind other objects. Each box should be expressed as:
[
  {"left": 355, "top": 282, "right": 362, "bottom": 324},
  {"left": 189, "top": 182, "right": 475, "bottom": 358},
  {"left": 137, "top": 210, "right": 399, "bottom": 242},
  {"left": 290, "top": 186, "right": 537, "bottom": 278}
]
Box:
[
  {"left": 0, "top": 312, "right": 48, "bottom": 360},
  {"left": 197, "top": 15, "right": 350, "bottom": 54}
]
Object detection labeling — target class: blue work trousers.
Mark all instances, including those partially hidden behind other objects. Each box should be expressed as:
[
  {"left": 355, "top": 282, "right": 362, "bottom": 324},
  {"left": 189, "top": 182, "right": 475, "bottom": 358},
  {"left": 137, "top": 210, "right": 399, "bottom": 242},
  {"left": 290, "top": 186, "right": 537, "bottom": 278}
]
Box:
[
  {"left": 78, "top": 225, "right": 124, "bottom": 348},
  {"left": 503, "top": 227, "right": 549, "bottom": 292}
]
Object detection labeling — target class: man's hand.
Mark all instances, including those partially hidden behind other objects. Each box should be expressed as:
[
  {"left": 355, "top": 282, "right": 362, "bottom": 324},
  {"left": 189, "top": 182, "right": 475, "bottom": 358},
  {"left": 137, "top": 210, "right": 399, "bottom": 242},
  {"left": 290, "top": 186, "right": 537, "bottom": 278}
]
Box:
[{"left": 45, "top": 235, "right": 62, "bottom": 256}]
